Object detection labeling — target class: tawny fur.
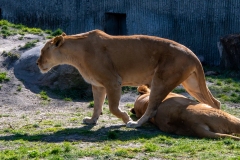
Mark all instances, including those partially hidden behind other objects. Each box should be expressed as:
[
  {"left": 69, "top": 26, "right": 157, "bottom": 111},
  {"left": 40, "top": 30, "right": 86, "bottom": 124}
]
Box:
[
  {"left": 37, "top": 30, "right": 220, "bottom": 127},
  {"left": 131, "top": 85, "right": 240, "bottom": 140}
]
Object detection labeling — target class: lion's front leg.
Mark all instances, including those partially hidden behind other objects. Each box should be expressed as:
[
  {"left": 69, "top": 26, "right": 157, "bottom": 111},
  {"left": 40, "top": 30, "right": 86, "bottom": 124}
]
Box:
[
  {"left": 106, "top": 86, "right": 132, "bottom": 124},
  {"left": 83, "top": 85, "right": 106, "bottom": 124}
]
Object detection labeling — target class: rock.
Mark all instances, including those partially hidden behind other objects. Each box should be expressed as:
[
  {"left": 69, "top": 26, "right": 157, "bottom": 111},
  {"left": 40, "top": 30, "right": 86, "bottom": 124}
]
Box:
[
  {"left": 219, "top": 34, "right": 240, "bottom": 70},
  {"left": 14, "top": 44, "right": 91, "bottom": 96}
]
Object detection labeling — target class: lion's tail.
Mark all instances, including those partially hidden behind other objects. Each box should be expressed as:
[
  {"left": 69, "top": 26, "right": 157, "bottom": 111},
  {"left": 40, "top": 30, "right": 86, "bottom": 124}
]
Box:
[
  {"left": 137, "top": 85, "right": 150, "bottom": 95},
  {"left": 182, "top": 60, "right": 221, "bottom": 109}
]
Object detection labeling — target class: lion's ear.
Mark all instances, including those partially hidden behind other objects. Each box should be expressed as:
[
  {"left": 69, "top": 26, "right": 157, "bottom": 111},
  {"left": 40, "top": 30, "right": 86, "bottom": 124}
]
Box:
[
  {"left": 61, "top": 32, "right": 66, "bottom": 36},
  {"left": 137, "top": 85, "right": 150, "bottom": 95},
  {"left": 53, "top": 35, "right": 64, "bottom": 47}
]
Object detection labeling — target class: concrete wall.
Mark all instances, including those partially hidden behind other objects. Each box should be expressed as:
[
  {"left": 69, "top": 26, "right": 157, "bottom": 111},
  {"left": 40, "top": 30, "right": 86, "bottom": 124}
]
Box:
[{"left": 1, "top": 0, "right": 240, "bottom": 65}]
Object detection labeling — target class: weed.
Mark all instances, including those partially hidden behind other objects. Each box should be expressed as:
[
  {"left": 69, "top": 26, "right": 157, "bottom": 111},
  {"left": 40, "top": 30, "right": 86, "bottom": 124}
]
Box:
[
  {"left": 39, "top": 90, "right": 50, "bottom": 101},
  {"left": 69, "top": 117, "right": 78, "bottom": 122},
  {"left": 1, "top": 25, "right": 8, "bottom": 30},
  {"left": 19, "top": 39, "right": 39, "bottom": 50},
  {"left": 115, "top": 148, "right": 135, "bottom": 158},
  {"left": 54, "top": 123, "right": 62, "bottom": 127},
  {"left": 45, "top": 29, "right": 52, "bottom": 34},
  {"left": 173, "top": 87, "right": 186, "bottom": 93},
  {"left": 27, "top": 28, "right": 42, "bottom": 34},
  {"left": 144, "top": 142, "right": 159, "bottom": 152},
  {"left": 122, "top": 86, "right": 137, "bottom": 94},
  {"left": 17, "top": 85, "right": 22, "bottom": 92},
  {"left": 104, "top": 99, "right": 109, "bottom": 105},
  {"left": 28, "top": 150, "right": 39, "bottom": 158},
  {"left": 0, "top": 20, "right": 12, "bottom": 26},
  {"left": 0, "top": 72, "right": 10, "bottom": 82},
  {"left": 51, "top": 28, "right": 63, "bottom": 37},
  {"left": 89, "top": 101, "right": 94, "bottom": 108},
  {"left": 32, "top": 124, "right": 39, "bottom": 128},
  {"left": 235, "top": 88, "right": 240, "bottom": 92},
  {"left": 63, "top": 142, "right": 72, "bottom": 153},
  {"left": 18, "top": 36, "right": 23, "bottom": 40},
  {"left": 64, "top": 97, "right": 72, "bottom": 101},
  {"left": 42, "top": 120, "right": 54, "bottom": 125},
  {"left": 50, "top": 147, "right": 62, "bottom": 155},
  {"left": 0, "top": 114, "right": 10, "bottom": 118},
  {"left": 125, "top": 103, "right": 134, "bottom": 108},
  {"left": 1, "top": 51, "right": 20, "bottom": 60},
  {"left": 215, "top": 80, "right": 222, "bottom": 86}
]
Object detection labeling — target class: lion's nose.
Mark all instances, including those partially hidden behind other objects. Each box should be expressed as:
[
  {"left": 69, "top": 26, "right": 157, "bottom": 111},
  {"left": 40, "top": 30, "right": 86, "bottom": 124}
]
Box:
[{"left": 36, "top": 62, "right": 38, "bottom": 65}]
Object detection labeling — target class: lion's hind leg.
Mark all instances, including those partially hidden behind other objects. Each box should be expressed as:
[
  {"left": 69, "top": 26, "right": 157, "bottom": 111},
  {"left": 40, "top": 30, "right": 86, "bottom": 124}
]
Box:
[{"left": 193, "top": 124, "right": 240, "bottom": 140}]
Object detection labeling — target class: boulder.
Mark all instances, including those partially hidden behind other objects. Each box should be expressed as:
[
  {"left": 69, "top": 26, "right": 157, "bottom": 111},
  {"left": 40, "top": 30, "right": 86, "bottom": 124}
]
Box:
[
  {"left": 14, "top": 44, "right": 91, "bottom": 97},
  {"left": 219, "top": 34, "right": 240, "bottom": 70}
]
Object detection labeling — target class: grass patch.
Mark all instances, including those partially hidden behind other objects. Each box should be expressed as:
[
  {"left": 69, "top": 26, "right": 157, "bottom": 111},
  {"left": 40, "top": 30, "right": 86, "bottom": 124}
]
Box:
[
  {"left": 0, "top": 19, "right": 45, "bottom": 37},
  {"left": 0, "top": 100, "right": 240, "bottom": 159},
  {"left": 1, "top": 51, "right": 20, "bottom": 60},
  {"left": 17, "top": 85, "right": 22, "bottom": 92},
  {"left": 0, "top": 72, "right": 10, "bottom": 82},
  {"left": 172, "top": 87, "right": 186, "bottom": 94},
  {"left": 19, "top": 39, "right": 39, "bottom": 50},
  {"left": 122, "top": 86, "right": 137, "bottom": 94},
  {"left": 88, "top": 101, "right": 94, "bottom": 108},
  {"left": 39, "top": 90, "right": 50, "bottom": 101},
  {"left": 206, "top": 75, "right": 240, "bottom": 103},
  {"left": 64, "top": 97, "right": 72, "bottom": 101}
]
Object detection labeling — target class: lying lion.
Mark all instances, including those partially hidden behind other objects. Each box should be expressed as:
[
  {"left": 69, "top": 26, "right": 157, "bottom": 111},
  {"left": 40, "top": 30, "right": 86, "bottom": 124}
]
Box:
[
  {"left": 37, "top": 30, "right": 220, "bottom": 127},
  {"left": 131, "top": 85, "right": 240, "bottom": 140}
]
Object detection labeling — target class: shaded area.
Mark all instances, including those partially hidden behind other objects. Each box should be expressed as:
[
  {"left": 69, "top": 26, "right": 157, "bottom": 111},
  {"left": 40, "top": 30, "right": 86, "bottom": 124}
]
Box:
[
  {"left": 0, "top": 124, "right": 195, "bottom": 143},
  {"left": 219, "top": 34, "right": 240, "bottom": 71},
  {"left": 13, "top": 45, "right": 92, "bottom": 100}
]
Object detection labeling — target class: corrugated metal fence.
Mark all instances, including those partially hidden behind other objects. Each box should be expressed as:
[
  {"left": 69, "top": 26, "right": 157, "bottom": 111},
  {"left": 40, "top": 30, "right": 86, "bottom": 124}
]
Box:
[{"left": 1, "top": 0, "right": 240, "bottom": 65}]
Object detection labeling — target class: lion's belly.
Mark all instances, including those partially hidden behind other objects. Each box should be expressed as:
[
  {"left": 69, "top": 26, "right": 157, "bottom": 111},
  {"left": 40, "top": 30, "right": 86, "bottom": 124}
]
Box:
[{"left": 121, "top": 70, "right": 154, "bottom": 87}]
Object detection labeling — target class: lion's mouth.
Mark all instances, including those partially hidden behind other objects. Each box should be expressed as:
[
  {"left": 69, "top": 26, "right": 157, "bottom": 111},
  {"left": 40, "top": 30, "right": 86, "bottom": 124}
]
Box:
[{"left": 39, "top": 67, "right": 49, "bottom": 73}]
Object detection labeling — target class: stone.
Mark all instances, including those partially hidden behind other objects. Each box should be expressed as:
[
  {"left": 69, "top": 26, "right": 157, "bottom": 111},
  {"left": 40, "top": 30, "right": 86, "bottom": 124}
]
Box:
[{"left": 14, "top": 44, "right": 91, "bottom": 96}]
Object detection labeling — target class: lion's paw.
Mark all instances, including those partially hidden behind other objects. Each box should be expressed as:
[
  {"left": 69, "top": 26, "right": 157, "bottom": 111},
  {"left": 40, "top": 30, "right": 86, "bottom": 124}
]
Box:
[
  {"left": 126, "top": 121, "right": 141, "bottom": 128},
  {"left": 83, "top": 117, "right": 97, "bottom": 124}
]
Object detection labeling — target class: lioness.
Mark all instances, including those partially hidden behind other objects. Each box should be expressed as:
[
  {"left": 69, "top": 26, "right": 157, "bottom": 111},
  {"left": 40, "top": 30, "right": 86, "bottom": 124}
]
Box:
[
  {"left": 131, "top": 85, "right": 240, "bottom": 140},
  {"left": 37, "top": 30, "right": 220, "bottom": 127}
]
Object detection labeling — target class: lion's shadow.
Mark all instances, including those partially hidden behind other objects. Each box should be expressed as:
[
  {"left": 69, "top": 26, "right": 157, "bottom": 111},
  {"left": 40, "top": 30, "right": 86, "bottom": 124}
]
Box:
[{"left": 0, "top": 124, "right": 193, "bottom": 143}]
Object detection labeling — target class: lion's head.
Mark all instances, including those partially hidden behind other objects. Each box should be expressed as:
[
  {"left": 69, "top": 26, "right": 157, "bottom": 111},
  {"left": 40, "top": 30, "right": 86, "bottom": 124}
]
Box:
[
  {"left": 37, "top": 33, "right": 66, "bottom": 73},
  {"left": 131, "top": 85, "right": 150, "bottom": 118}
]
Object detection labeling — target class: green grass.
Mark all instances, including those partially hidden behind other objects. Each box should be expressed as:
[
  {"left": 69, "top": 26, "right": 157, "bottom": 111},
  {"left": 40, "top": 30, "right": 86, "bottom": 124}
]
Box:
[
  {"left": 64, "top": 97, "right": 72, "bottom": 101},
  {"left": 17, "top": 85, "right": 22, "bottom": 92},
  {"left": 0, "top": 20, "right": 44, "bottom": 37},
  {"left": 1, "top": 51, "right": 20, "bottom": 60},
  {"left": 173, "top": 87, "right": 186, "bottom": 94},
  {"left": 1, "top": 88, "right": 240, "bottom": 160},
  {"left": 19, "top": 39, "right": 39, "bottom": 50},
  {"left": 88, "top": 101, "right": 94, "bottom": 108},
  {"left": 1, "top": 124, "right": 240, "bottom": 159},
  {"left": 39, "top": 90, "right": 50, "bottom": 101},
  {"left": 0, "top": 72, "right": 10, "bottom": 82},
  {"left": 0, "top": 19, "right": 63, "bottom": 39},
  {"left": 206, "top": 75, "right": 240, "bottom": 103}
]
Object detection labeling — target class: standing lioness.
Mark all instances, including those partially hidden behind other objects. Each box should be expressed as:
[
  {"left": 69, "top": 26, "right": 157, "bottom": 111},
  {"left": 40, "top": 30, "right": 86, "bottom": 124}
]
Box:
[{"left": 37, "top": 30, "right": 220, "bottom": 128}]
